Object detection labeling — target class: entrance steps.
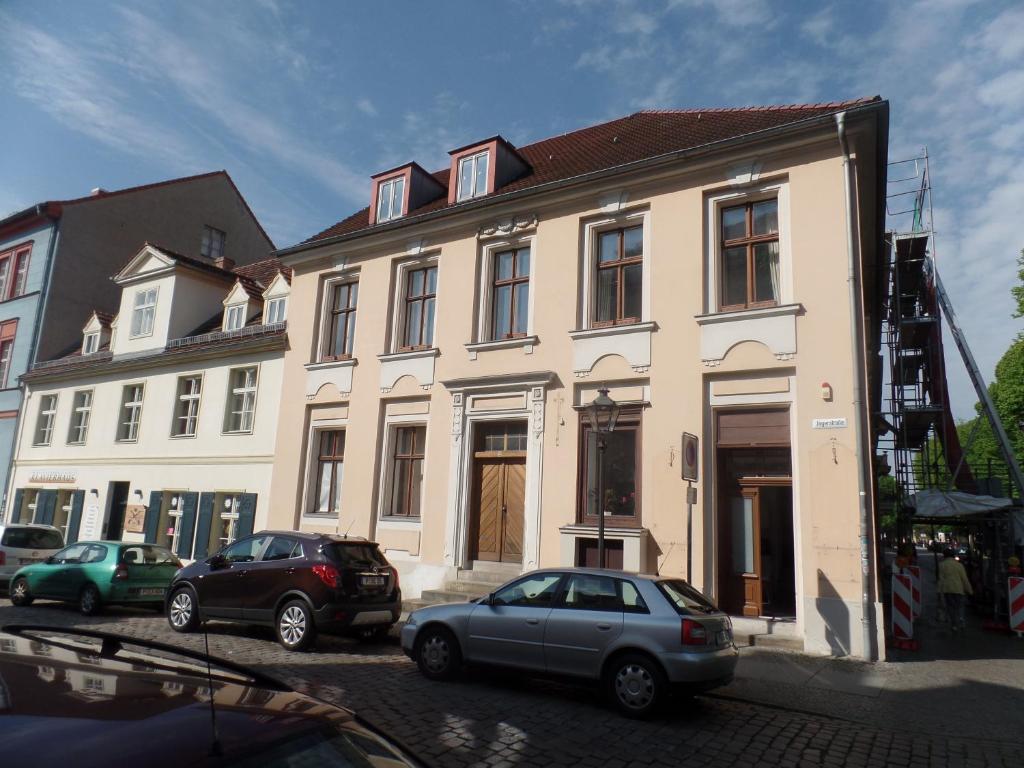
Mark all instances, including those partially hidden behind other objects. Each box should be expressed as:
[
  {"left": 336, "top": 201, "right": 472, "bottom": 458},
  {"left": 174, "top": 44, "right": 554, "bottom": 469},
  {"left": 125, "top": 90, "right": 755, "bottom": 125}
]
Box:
[
  {"left": 402, "top": 561, "right": 522, "bottom": 614},
  {"left": 730, "top": 616, "right": 803, "bottom": 652}
]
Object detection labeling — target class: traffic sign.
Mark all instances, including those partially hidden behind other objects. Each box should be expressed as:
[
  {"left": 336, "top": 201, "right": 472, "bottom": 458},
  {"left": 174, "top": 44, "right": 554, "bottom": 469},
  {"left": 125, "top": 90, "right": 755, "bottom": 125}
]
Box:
[{"left": 681, "top": 432, "right": 699, "bottom": 481}]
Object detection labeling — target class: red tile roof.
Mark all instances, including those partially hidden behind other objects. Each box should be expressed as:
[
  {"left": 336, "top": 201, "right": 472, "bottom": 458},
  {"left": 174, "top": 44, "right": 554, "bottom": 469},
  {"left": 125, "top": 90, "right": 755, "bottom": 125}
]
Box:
[
  {"left": 304, "top": 98, "right": 881, "bottom": 245},
  {"left": 143, "top": 245, "right": 288, "bottom": 293}
]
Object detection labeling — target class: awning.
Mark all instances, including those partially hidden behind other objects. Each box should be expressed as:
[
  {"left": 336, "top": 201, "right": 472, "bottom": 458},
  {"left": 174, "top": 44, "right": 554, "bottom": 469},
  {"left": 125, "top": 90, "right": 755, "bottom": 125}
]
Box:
[{"left": 909, "top": 488, "right": 1012, "bottom": 518}]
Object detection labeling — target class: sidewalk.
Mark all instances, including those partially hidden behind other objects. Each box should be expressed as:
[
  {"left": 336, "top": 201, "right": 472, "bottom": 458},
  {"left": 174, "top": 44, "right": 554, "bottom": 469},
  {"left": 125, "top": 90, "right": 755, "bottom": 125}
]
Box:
[{"left": 720, "top": 553, "right": 1024, "bottom": 744}]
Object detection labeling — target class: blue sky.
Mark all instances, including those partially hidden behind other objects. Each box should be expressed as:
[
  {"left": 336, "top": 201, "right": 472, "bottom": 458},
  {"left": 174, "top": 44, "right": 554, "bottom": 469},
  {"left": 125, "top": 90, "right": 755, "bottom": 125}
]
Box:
[{"left": 1, "top": 0, "right": 1022, "bottom": 418}]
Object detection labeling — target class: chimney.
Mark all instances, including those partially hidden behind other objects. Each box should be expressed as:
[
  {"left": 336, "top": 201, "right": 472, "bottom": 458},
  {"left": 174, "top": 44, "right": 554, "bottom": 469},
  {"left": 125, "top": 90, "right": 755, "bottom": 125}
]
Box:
[
  {"left": 90, "top": 187, "right": 108, "bottom": 197},
  {"left": 214, "top": 256, "right": 236, "bottom": 271}
]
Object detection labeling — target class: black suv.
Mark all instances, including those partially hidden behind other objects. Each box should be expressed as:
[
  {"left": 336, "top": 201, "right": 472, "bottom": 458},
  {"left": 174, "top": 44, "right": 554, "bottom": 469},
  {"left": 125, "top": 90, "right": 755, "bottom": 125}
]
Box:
[{"left": 165, "top": 531, "right": 401, "bottom": 650}]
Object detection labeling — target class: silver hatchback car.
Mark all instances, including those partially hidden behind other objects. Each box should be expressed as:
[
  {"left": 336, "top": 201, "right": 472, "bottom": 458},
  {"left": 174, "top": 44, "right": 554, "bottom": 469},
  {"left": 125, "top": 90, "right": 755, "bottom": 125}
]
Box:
[
  {"left": 0, "top": 524, "right": 65, "bottom": 587},
  {"left": 401, "top": 568, "right": 738, "bottom": 717}
]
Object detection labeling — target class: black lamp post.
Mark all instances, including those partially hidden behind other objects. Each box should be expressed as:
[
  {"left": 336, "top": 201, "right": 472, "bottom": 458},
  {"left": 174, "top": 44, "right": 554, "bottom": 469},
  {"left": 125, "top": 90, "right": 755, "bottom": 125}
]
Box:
[{"left": 587, "top": 387, "right": 620, "bottom": 568}]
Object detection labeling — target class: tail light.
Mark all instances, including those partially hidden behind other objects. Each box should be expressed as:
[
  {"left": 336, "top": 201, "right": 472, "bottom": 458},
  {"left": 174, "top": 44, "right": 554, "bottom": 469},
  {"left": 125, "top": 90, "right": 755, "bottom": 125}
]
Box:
[
  {"left": 389, "top": 566, "right": 400, "bottom": 591},
  {"left": 312, "top": 563, "right": 340, "bottom": 589},
  {"left": 113, "top": 566, "right": 129, "bottom": 581},
  {"left": 681, "top": 618, "right": 708, "bottom": 646}
]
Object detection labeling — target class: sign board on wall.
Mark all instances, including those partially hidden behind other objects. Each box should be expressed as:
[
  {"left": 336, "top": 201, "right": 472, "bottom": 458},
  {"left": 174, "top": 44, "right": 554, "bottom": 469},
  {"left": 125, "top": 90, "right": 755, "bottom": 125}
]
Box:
[
  {"left": 812, "top": 418, "right": 848, "bottom": 430},
  {"left": 29, "top": 471, "right": 77, "bottom": 484},
  {"left": 79, "top": 504, "right": 101, "bottom": 540},
  {"left": 123, "top": 505, "right": 147, "bottom": 534},
  {"left": 681, "top": 432, "right": 699, "bottom": 482}
]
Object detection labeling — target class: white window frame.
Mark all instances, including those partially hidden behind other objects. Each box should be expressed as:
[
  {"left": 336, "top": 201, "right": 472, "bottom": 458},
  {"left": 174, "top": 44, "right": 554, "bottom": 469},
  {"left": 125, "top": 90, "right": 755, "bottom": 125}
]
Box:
[
  {"left": 83, "top": 332, "right": 99, "bottom": 354},
  {"left": 202, "top": 225, "right": 226, "bottom": 260},
  {"left": 389, "top": 255, "right": 440, "bottom": 354},
  {"left": 301, "top": 419, "right": 348, "bottom": 519},
  {"left": 704, "top": 179, "right": 792, "bottom": 314},
  {"left": 376, "top": 415, "right": 428, "bottom": 524},
  {"left": 33, "top": 394, "right": 58, "bottom": 446},
  {"left": 223, "top": 366, "right": 258, "bottom": 434},
  {"left": 164, "top": 492, "right": 187, "bottom": 556},
  {"left": 171, "top": 374, "right": 203, "bottom": 438},
  {"left": 579, "top": 208, "right": 651, "bottom": 331},
  {"left": 476, "top": 235, "right": 536, "bottom": 343},
  {"left": 0, "top": 336, "right": 13, "bottom": 388},
  {"left": 130, "top": 287, "right": 158, "bottom": 338},
  {"left": 67, "top": 389, "right": 93, "bottom": 445},
  {"left": 215, "top": 492, "right": 242, "bottom": 550},
  {"left": 376, "top": 176, "right": 406, "bottom": 223},
  {"left": 264, "top": 297, "right": 287, "bottom": 325},
  {"left": 117, "top": 383, "right": 145, "bottom": 442},
  {"left": 223, "top": 304, "right": 246, "bottom": 332},
  {"left": 457, "top": 151, "right": 489, "bottom": 201}
]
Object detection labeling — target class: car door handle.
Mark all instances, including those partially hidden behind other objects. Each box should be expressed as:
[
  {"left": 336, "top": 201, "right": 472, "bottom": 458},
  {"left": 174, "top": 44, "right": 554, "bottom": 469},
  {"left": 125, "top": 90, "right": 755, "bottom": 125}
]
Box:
[
  {"left": 596, "top": 623, "right": 612, "bottom": 631},
  {"left": 284, "top": 568, "right": 296, "bottom": 575},
  {"left": 526, "top": 618, "right": 540, "bottom": 625}
]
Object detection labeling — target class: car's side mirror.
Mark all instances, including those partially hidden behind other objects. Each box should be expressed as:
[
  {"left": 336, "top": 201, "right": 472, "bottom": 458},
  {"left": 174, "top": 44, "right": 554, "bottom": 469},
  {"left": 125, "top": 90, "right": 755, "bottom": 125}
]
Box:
[
  {"left": 207, "top": 554, "right": 227, "bottom": 569},
  {"left": 45, "top": 556, "right": 56, "bottom": 565}
]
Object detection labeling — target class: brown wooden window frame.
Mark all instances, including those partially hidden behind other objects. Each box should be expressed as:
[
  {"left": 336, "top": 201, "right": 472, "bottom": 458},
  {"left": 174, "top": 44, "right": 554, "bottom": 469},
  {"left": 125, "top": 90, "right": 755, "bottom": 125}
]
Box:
[
  {"left": 314, "top": 430, "right": 346, "bottom": 516},
  {"left": 387, "top": 425, "right": 426, "bottom": 518},
  {"left": 593, "top": 225, "right": 643, "bottom": 327},
  {"left": 490, "top": 247, "right": 531, "bottom": 340},
  {"left": 0, "top": 243, "right": 32, "bottom": 303},
  {"left": 401, "top": 266, "right": 437, "bottom": 351},
  {"left": 324, "top": 281, "right": 358, "bottom": 361},
  {"left": 576, "top": 409, "right": 642, "bottom": 529},
  {"left": 719, "top": 198, "right": 780, "bottom": 312}
]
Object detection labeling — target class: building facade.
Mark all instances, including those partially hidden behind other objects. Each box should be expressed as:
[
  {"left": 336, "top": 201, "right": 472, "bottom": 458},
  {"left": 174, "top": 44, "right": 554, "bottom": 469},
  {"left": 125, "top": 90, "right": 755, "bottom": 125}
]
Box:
[
  {"left": 6, "top": 244, "right": 289, "bottom": 561},
  {"left": 267, "top": 99, "right": 889, "bottom": 657},
  {"left": 0, "top": 171, "right": 273, "bottom": 504}
]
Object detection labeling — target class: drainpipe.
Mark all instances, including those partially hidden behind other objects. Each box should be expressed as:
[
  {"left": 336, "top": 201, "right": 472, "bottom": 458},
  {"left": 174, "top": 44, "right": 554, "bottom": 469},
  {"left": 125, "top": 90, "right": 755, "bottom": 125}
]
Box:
[
  {"left": 835, "top": 112, "right": 875, "bottom": 661},
  {"left": 1, "top": 209, "right": 61, "bottom": 519}
]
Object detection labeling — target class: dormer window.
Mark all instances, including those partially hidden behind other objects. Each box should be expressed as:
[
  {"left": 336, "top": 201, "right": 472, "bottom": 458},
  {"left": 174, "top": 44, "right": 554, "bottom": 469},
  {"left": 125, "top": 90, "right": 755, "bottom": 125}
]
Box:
[
  {"left": 457, "top": 151, "right": 489, "bottom": 201},
  {"left": 83, "top": 332, "right": 99, "bottom": 354},
  {"left": 376, "top": 177, "right": 406, "bottom": 223},
  {"left": 224, "top": 304, "right": 246, "bottom": 332},
  {"left": 130, "top": 288, "right": 157, "bottom": 338},
  {"left": 265, "top": 297, "right": 287, "bottom": 325}
]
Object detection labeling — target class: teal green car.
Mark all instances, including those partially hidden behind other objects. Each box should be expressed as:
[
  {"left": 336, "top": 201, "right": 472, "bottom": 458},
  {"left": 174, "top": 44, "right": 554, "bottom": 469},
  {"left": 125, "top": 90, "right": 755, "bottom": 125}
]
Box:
[{"left": 8, "top": 541, "right": 182, "bottom": 615}]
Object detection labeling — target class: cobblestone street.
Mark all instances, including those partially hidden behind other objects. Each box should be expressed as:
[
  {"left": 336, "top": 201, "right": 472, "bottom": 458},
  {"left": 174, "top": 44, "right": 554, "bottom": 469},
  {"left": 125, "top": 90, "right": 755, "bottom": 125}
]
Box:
[{"left": 1, "top": 598, "right": 1020, "bottom": 767}]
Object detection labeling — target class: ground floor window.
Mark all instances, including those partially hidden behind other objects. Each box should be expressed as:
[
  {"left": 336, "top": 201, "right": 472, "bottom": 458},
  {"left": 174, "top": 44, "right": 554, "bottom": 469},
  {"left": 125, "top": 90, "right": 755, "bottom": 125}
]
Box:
[
  {"left": 578, "top": 411, "right": 641, "bottom": 527},
  {"left": 158, "top": 492, "right": 187, "bottom": 552},
  {"left": 313, "top": 430, "right": 345, "bottom": 516},
  {"left": 209, "top": 493, "right": 241, "bottom": 552}
]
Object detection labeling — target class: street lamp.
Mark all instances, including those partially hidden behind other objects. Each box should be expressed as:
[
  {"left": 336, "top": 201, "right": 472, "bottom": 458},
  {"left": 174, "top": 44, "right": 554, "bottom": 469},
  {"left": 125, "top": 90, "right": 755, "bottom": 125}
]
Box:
[{"left": 587, "top": 387, "right": 620, "bottom": 568}]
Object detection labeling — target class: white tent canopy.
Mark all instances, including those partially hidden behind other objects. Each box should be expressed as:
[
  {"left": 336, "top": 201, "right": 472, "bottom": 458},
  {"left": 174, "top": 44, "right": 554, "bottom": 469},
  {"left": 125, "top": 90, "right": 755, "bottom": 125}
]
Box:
[{"left": 909, "top": 488, "right": 1013, "bottom": 518}]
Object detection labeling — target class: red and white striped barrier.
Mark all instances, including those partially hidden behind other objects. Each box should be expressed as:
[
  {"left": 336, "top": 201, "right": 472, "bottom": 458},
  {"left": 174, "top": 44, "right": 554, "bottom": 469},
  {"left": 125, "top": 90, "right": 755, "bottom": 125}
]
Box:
[
  {"left": 906, "top": 565, "right": 922, "bottom": 619},
  {"left": 892, "top": 572, "right": 914, "bottom": 644},
  {"left": 1010, "top": 577, "right": 1024, "bottom": 638}
]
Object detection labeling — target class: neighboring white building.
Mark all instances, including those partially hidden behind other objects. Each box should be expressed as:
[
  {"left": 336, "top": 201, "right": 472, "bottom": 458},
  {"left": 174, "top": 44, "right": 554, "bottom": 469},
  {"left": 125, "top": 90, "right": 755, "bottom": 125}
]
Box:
[{"left": 5, "top": 243, "right": 289, "bottom": 560}]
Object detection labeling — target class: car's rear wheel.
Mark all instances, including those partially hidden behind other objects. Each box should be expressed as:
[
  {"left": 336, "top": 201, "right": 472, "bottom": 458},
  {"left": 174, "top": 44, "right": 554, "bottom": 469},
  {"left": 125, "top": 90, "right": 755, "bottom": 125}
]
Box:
[
  {"left": 415, "top": 626, "right": 462, "bottom": 681},
  {"left": 276, "top": 600, "right": 316, "bottom": 651},
  {"left": 79, "top": 584, "right": 102, "bottom": 616},
  {"left": 167, "top": 588, "right": 201, "bottom": 632},
  {"left": 604, "top": 653, "right": 667, "bottom": 719},
  {"left": 10, "top": 577, "right": 33, "bottom": 607}
]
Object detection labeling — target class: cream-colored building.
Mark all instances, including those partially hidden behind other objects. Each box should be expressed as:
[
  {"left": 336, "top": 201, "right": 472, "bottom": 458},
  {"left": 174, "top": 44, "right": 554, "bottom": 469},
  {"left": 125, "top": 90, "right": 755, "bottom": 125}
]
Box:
[
  {"left": 269, "top": 98, "right": 889, "bottom": 657},
  {"left": 6, "top": 244, "right": 289, "bottom": 560}
]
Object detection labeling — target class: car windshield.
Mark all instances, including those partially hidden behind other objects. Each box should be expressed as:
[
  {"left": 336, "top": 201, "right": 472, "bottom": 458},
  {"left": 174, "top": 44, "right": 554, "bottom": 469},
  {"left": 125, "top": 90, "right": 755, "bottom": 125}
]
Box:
[
  {"left": 229, "top": 723, "right": 414, "bottom": 767},
  {"left": 325, "top": 543, "right": 387, "bottom": 569},
  {"left": 656, "top": 579, "right": 719, "bottom": 614},
  {"left": 2, "top": 528, "right": 63, "bottom": 549}
]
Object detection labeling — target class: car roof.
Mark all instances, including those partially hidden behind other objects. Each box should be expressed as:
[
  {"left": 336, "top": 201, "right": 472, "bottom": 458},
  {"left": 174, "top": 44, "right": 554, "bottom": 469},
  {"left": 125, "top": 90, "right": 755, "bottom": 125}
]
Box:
[
  {"left": 528, "top": 567, "right": 665, "bottom": 582},
  {"left": 256, "top": 530, "right": 380, "bottom": 546},
  {"left": 0, "top": 523, "right": 61, "bottom": 531}
]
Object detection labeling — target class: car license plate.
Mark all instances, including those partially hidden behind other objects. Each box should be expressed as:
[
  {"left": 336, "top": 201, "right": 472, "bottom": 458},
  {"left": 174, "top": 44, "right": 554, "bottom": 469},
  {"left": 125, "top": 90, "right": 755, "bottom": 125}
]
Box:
[
  {"left": 18, "top": 558, "right": 40, "bottom": 565},
  {"left": 139, "top": 588, "right": 164, "bottom": 597},
  {"left": 360, "top": 575, "right": 386, "bottom": 588}
]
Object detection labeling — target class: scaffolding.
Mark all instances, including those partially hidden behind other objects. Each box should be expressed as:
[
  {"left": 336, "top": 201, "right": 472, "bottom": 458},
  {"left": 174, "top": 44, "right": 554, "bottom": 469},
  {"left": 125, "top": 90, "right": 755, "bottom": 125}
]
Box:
[{"left": 879, "top": 149, "right": 1024, "bottom": 524}]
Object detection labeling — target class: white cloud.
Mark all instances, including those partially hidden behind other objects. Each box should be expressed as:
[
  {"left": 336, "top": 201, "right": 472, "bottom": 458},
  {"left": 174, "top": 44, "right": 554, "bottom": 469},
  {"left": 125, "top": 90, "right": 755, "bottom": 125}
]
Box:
[{"left": 356, "top": 98, "right": 379, "bottom": 117}]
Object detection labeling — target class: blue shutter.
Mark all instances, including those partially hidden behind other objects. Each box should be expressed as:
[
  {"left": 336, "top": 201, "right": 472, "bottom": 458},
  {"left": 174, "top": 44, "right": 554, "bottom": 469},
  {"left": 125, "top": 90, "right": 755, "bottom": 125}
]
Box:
[
  {"left": 176, "top": 492, "right": 199, "bottom": 559},
  {"left": 37, "top": 490, "right": 58, "bottom": 526},
  {"left": 9, "top": 489, "right": 23, "bottom": 524},
  {"left": 67, "top": 490, "right": 85, "bottom": 544},
  {"left": 144, "top": 491, "right": 162, "bottom": 544},
  {"left": 192, "top": 493, "right": 216, "bottom": 559},
  {"left": 236, "top": 493, "right": 257, "bottom": 540}
]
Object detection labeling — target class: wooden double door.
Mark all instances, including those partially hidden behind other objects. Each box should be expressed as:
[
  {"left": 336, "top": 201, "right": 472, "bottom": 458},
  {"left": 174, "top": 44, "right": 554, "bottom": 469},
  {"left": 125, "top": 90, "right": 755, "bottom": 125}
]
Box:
[{"left": 470, "top": 456, "right": 526, "bottom": 564}]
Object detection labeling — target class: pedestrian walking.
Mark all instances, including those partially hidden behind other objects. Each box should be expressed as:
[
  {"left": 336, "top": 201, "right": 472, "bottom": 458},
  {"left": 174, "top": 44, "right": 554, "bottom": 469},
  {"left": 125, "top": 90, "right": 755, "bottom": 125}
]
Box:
[{"left": 937, "top": 548, "right": 973, "bottom": 634}]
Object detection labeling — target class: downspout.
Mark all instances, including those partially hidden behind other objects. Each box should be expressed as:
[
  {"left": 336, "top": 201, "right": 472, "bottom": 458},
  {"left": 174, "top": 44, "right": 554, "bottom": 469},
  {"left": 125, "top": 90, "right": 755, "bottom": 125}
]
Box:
[
  {"left": 835, "top": 112, "right": 875, "bottom": 661},
  {"left": 1, "top": 209, "right": 60, "bottom": 519}
]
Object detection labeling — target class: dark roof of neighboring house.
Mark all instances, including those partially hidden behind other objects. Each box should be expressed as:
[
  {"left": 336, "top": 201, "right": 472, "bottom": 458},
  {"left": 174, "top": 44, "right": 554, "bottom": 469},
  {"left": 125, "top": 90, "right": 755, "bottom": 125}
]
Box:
[
  {"left": 302, "top": 98, "right": 881, "bottom": 246},
  {"left": 140, "top": 245, "right": 289, "bottom": 293},
  {"left": 0, "top": 170, "right": 274, "bottom": 248}
]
